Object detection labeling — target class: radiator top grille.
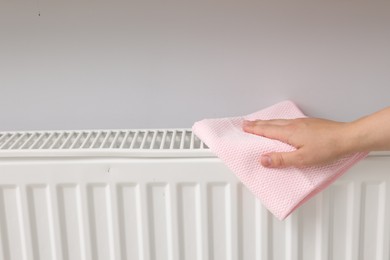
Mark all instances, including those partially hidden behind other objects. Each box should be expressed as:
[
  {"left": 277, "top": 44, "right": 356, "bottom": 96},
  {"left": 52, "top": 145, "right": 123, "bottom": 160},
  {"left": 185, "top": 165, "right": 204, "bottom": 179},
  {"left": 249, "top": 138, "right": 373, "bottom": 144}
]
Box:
[{"left": 0, "top": 129, "right": 213, "bottom": 158}]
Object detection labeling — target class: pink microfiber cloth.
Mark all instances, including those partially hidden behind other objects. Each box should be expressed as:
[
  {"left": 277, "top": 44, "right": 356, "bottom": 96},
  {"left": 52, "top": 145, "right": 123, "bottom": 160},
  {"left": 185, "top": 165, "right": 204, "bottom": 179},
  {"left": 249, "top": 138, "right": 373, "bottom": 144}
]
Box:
[{"left": 192, "top": 100, "right": 368, "bottom": 220}]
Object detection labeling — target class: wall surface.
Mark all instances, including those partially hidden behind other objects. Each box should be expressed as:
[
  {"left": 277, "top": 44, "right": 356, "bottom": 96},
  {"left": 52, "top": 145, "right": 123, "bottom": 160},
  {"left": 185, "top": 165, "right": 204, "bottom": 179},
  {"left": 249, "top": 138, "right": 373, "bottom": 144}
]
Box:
[{"left": 0, "top": 0, "right": 389, "bottom": 131}]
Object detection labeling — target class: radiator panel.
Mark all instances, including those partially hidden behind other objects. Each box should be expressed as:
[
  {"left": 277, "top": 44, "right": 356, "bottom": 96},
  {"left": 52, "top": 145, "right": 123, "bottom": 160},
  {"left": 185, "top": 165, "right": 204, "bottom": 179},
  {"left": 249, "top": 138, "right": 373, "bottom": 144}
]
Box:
[{"left": 0, "top": 156, "right": 389, "bottom": 260}]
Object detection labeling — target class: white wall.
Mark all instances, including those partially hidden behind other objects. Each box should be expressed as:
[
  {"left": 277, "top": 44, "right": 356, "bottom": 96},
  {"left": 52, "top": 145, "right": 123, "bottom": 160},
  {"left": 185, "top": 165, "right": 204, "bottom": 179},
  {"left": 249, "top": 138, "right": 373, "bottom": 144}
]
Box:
[{"left": 1, "top": 0, "right": 389, "bottom": 131}]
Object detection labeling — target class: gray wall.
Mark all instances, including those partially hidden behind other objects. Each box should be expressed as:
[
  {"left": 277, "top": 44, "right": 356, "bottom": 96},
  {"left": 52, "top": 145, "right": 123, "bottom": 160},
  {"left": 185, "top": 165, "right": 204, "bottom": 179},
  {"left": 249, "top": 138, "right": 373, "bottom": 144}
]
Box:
[{"left": 1, "top": 0, "right": 389, "bottom": 131}]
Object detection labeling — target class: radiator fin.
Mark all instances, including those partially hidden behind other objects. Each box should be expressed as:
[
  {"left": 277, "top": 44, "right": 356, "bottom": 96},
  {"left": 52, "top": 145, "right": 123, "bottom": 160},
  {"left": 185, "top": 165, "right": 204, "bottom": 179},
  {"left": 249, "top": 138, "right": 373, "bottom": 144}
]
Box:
[
  {"left": 27, "top": 185, "right": 56, "bottom": 260},
  {"left": 177, "top": 183, "right": 199, "bottom": 260},
  {"left": 207, "top": 183, "right": 229, "bottom": 260},
  {"left": 0, "top": 186, "right": 25, "bottom": 260},
  {"left": 147, "top": 183, "right": 171, "bottom": 260},
  {"left": 57, "top": 184, "right": 83, "bottom": 260},
  {"left": 87, "top": 184, "right": 114, "bottom": 260},
  {"left": 0, "top": 129, "right": 209, "bottom": 156},
  {"left": 117, "top": 184, "right": 142, "bottom": 260}
]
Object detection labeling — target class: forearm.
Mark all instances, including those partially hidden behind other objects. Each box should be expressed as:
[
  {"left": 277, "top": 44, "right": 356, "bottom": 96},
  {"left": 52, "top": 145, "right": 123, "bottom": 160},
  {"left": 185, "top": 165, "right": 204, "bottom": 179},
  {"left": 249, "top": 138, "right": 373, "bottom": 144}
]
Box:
[{"left": 346, "top": 107, "right": 390, "bottom": 153}]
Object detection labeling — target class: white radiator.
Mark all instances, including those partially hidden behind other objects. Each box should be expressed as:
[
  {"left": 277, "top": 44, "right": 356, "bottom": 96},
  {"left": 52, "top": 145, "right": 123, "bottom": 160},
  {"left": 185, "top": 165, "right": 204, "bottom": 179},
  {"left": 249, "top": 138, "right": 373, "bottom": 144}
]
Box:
[{"left": 0, "top": 129, "right": 389, "bottom": 260}]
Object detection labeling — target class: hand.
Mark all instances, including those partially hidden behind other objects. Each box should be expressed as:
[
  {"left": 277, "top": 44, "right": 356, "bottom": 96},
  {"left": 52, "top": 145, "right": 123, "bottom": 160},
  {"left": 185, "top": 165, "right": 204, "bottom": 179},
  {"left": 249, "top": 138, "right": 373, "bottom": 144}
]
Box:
[{"left": 242, "top": 118, "right": 354, "bottom": 168}]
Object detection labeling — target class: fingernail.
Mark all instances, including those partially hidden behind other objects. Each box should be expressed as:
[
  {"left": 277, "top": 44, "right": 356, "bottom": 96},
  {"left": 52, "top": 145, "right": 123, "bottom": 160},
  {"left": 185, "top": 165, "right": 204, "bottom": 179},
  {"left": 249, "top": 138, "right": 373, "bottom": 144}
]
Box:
[{"left": 261, "top": 155, "right": 272, "bottom": 167}]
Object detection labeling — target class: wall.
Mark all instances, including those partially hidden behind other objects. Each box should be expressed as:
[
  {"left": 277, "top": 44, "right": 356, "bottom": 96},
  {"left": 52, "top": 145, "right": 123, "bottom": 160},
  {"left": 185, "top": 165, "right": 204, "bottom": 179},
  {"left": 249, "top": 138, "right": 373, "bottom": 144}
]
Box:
[{"left": 0, "top": 0, "right": 389, "bottom": 131}]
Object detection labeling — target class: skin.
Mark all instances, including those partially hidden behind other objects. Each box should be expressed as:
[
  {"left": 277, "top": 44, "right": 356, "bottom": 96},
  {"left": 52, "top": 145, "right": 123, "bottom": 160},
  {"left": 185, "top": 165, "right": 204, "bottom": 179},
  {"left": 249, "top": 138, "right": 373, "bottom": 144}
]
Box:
[{"left": 242, "top": 106, "right": 390, "bottom": 168}]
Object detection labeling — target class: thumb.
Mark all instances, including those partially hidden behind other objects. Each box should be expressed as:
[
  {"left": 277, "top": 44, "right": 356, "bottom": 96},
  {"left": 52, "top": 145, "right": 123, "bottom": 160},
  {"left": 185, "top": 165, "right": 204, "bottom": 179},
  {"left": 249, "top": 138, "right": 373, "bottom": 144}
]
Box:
[{"left": 261, "top": 151, "right": 302, "bottom": 168}]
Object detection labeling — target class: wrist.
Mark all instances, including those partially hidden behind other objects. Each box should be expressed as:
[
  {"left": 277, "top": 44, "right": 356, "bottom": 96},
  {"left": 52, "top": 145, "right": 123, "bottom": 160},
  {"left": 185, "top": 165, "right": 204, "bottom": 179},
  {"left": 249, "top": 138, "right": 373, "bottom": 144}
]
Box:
[{"left": 342, "top": 119, "right": 370, "bottom": 154}]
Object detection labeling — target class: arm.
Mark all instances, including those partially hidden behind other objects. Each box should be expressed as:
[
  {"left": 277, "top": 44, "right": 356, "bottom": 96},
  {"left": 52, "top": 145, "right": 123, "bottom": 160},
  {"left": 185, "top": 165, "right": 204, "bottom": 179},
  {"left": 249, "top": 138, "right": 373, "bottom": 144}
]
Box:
[
  {"left": 242, "top": 106, "right": 390, "bottom": 168},
  {"left": 348, "top": 107, "right": 390, "bottom": 152}
]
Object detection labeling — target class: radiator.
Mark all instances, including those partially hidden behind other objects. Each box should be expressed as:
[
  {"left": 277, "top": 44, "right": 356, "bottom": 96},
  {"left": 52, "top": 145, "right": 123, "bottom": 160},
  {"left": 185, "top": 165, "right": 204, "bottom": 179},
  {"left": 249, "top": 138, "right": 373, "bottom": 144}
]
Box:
[{"left": 0, "top": 129, "right": 389, "bottom": 260}]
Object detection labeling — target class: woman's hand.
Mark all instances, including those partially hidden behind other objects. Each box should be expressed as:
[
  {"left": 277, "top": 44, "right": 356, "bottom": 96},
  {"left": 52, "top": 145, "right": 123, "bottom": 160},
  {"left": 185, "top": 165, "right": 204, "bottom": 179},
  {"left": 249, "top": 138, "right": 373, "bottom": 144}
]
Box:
[
  {"left": 242, "top": 106, "right": 390, "bottom": 168},
  {"left": 242, "top": 118, "right": 355, "bottom": 168}
]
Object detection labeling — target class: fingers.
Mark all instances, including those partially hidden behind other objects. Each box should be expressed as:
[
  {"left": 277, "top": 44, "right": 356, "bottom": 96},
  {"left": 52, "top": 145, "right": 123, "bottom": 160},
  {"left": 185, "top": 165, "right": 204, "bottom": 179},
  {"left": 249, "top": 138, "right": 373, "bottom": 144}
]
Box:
[
  {"left": 244, "top": 119, "right": 290, "bottom": 127},
  {"left": 242, "top": 119, "right": 305, "bottom": 168},
  {"left": 261, "top": 151, "right": 303, "bottom": 168},
  {"left": 243, "top": 119, "right": 291, "bottom": 143}
]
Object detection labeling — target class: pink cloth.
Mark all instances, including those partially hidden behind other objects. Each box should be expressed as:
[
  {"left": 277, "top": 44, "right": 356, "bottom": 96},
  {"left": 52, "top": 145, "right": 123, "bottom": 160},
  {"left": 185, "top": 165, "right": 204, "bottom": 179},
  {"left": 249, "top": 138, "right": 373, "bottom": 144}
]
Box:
[{"left": 192, "top": 100, "right": 368, "bottom": 220}]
